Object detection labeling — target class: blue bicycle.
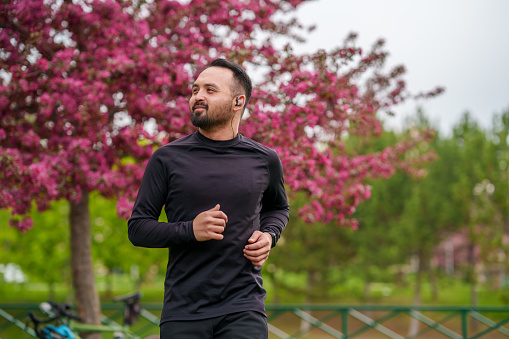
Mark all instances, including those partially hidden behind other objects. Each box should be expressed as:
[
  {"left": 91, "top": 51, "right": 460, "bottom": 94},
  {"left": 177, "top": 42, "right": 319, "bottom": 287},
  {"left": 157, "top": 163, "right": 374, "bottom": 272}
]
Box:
[{"left": 26, "top": 292, "right": 159, "bottom": 339}]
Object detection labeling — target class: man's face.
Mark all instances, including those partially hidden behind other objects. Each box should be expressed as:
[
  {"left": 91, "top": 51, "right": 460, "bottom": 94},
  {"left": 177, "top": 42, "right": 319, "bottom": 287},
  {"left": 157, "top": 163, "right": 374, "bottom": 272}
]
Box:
[{"left": 189, "top": 66, "right": 235, "bottom": 130}]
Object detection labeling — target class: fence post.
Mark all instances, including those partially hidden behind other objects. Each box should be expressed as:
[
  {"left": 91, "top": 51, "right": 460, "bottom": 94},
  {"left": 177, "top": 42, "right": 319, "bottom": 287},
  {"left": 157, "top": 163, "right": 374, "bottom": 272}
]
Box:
[
  {"left": 342, "top": 309, "right": 348, "bottom": 339},
  {"left": 462, "top": 310, "right": 468, "bottom": 339}
]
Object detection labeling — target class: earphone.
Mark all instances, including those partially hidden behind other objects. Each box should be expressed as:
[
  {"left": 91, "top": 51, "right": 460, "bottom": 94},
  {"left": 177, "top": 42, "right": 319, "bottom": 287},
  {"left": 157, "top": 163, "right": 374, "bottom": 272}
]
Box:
[{"left": 232, "top": 97, "right": 242, "bottom": 138}]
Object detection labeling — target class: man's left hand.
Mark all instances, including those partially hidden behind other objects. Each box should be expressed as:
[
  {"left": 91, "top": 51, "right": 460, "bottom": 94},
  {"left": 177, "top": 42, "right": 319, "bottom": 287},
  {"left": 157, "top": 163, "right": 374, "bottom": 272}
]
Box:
[{"left": 243, "top": 231, "right": 272, "bottom": 267}]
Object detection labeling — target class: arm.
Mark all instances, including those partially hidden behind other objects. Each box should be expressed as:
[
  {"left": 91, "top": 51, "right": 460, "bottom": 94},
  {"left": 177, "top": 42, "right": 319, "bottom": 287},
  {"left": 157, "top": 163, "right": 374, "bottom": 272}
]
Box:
[
  {"left": 128, "top": 148, "right": 195, "bottom": 248},
  {"left": 128, "top": 148, "right": 228, "bottom": 248},
  {"left": 259, "top": 150, "right": 289, "bottom": 242},
  {"left": 244, "top": 151, "right": 289, "bottom": 265}
]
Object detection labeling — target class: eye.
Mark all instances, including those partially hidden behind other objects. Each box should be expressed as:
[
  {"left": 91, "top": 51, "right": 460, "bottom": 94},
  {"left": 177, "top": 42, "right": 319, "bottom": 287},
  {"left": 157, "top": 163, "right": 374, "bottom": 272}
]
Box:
[{"left": 207, "top": 88, "right": 215, "bottom": 93}]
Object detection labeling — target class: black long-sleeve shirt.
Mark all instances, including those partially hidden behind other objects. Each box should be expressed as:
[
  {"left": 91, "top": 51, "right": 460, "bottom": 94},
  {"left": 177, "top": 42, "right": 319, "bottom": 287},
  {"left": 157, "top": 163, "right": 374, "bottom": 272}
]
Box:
[{"left": 128, "top": 131, "right": 289, "bottom": 323}]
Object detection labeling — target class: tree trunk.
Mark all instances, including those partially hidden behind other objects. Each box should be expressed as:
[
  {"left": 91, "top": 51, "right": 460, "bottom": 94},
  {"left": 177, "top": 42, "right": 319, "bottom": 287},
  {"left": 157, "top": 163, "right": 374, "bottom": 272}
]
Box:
[
  {"left": 429, "top": 268, "right": 439, "bottom": 301},
  {"left": 70, "top": 191, "right": 102, "bottom": 339},
  {"left": 468, "top": 240, "right": 478, "bottom": 331},
  {"left": 364, "top": 280, "right": 373, "bottom": 318},
  {"left": 363, "top": 280, "right": 371, "bottom": 302},
  {"left": 300, "top": 270, "right": 315, "bottom": 333},
  {"left": 408, "top": 256, "right": 422, "bottom": 338}
]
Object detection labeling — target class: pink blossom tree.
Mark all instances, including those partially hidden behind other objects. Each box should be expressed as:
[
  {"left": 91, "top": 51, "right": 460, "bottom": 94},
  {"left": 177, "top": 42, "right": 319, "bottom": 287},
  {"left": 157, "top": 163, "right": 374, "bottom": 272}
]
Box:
[{"left": 0, "top": 0, "right": 441, "bottom": 334}]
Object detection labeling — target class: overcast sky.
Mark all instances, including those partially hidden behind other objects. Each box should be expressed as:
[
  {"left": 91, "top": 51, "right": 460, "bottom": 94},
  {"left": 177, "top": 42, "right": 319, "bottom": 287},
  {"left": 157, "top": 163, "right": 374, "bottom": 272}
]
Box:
[{"left": 292, "top": 0, "right": 509, "bottom": 135}]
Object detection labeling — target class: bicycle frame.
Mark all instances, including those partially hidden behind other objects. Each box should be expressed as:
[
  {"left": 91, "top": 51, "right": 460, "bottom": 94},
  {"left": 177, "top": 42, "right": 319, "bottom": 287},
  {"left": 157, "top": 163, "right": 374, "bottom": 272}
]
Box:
[
  {"left": 68, "top": 320, "right": 140, "bottom": 339},
  {"left": 26, "top": 292, "right": 156, "bottom": 339},
  {"left": 28, "top": 317, "right": 140, "bottom": 339}
]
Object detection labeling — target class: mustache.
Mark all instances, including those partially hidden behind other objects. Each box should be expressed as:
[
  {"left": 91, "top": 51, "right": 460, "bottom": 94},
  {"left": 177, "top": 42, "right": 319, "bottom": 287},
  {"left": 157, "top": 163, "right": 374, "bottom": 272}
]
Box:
[{"left": 193, "top": 101, "right": 208, "bottom": 110}]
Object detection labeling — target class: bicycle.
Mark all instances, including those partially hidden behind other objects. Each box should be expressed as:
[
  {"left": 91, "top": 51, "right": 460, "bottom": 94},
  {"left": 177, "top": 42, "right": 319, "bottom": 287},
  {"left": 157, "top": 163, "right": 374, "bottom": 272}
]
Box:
[{"left": 26, "top": 292, "right": 159, "bottom": 339}]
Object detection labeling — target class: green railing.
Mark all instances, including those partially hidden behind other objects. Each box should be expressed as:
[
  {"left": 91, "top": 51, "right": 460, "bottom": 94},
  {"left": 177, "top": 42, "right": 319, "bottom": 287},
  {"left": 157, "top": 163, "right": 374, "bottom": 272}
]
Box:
[
  {"left": 265, "top": 305, "right": 509, "bottom": 339},
  {"left": 2, "top": 304, "right": 509, "bottom": 338}
]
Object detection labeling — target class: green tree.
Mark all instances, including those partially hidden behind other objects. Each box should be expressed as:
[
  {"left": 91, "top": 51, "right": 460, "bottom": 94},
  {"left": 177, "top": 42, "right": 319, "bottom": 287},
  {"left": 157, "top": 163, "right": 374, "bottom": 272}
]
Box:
[
  {"left": 0, "top": 201, "right": 70, "bottom": 299},
  {"left": 266, "top": 110, "right": 438, "bottom": 305},
  {"left": 352, "top": 110, "right": 440, "bottom": 304},
  {"left": 449, "top": 113, "right": 493, "bottom": 306},
  {"left": 266, "top": 202, "right": 355, "bottom": 303},
  {"left": 89, "top": 192, "right": 167, "bottom": 296}
]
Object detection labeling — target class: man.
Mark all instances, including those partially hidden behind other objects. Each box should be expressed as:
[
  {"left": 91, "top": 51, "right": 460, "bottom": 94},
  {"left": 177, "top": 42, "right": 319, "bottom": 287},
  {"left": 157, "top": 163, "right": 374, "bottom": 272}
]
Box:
[{"left": 128, "top": 58, "right": 289, "bottom": 338}]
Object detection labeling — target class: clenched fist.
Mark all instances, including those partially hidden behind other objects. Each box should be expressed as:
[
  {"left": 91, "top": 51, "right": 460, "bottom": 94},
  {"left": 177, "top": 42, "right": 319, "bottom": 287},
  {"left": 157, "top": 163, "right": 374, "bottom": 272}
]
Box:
[
  {"left": 243, "top": 231, "right": 272, "bottom": 266},
  {"left": 193, "top": 204, "right": 228, "bottom": 241}
]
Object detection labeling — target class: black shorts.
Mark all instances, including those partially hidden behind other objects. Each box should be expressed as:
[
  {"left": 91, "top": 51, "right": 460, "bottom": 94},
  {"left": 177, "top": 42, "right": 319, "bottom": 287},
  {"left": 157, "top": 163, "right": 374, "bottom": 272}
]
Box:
[{"left": 160, "top": 311, "right": 268, "bottom": 339}]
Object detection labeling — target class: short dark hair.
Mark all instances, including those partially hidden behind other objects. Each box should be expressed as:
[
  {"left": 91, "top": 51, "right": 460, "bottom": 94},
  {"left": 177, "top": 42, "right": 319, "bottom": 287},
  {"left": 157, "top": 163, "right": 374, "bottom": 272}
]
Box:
[{"left": 208, "top": 58, "right": 252, "bottom": 110}]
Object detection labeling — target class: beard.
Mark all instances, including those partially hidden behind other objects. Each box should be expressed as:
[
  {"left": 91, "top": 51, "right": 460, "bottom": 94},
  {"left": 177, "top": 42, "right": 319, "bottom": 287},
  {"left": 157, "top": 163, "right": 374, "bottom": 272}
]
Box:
[{"left": 190, "top": 100, "right": 234, "bottom": 131}]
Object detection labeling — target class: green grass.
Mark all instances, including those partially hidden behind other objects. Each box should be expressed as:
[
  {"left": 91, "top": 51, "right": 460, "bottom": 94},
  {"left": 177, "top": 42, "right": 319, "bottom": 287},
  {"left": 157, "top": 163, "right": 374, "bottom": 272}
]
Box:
[
  {"left": 263, "top": 273, "right": 508, "bottom": 306},
  {"left": 1, "top": 272, "right": 507, "bottom": 306}
]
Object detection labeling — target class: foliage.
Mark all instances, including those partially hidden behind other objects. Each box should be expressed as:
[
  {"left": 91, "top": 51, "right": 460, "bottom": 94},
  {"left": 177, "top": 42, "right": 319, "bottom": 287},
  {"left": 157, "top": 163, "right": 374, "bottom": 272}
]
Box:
[
  {"left": 267, "top": 116, "right": 434, "bottom": 300},
  {"left": 1, "top": 200, "right": 70, "bottom": 299},
  {"left": 265, "top": 108, "right": 509, "bottom": 303},
  {"left": 450, "top": 111, "right": 509, "bottom": 291},
  {"left": 88, "top": 192, "right": 167, "bottom": 288},
  {"left": 0, "top": 0, "right": 442, "bottom": 231}
]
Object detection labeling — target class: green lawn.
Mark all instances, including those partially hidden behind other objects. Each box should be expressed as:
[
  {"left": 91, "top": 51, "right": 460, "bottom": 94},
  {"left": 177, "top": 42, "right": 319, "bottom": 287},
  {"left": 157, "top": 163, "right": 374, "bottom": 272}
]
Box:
[{"left": 1, "top": 273, "right": 507, "bottom": 306}]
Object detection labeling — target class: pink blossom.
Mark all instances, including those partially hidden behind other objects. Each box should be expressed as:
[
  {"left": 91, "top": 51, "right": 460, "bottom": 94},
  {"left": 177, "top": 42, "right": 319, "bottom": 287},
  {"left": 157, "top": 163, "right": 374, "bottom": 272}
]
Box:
[
  {"left": 1, "top": 0, "right": 439, "bottom": 232},
  {"left": 0, "top": 96, "right": 9, "bottom": 110},
  {"left": 9, "top": 218, "right": 34, "bottom": 232},
  {"left": 37, "top": 58, "right": 50, "bottom": 71}
]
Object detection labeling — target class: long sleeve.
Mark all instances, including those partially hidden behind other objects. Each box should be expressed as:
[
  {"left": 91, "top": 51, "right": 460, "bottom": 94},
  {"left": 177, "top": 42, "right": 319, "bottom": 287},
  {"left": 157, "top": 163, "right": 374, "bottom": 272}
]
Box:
[
  {"left": 127, "top": 132, "right": 290, "bottom": 323},
  {"left": 128, "top": 148, "right": 196, "bottom": 248},
  {"left": 259, "top": 151, "right": 289, "bottom": 244}
]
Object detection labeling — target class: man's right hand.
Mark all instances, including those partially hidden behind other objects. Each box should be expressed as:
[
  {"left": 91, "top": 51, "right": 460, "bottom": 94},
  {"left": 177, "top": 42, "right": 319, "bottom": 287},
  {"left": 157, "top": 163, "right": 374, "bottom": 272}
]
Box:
[{"left": 193, "top": 204, "right": 228, "bottom": 241}]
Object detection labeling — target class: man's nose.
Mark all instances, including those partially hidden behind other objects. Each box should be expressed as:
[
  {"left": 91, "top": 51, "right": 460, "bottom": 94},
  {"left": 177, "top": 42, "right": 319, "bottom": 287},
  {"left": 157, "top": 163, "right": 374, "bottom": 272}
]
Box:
[{"left": 195, "top": 89, "right": 206, "bottom": 101}]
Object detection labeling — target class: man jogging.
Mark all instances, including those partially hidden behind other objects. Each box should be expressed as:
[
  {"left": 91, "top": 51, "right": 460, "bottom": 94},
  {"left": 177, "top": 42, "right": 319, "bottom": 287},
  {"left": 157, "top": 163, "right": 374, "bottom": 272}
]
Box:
[{"left": 128, "top": 58, "right": 289, "bottom": 338}]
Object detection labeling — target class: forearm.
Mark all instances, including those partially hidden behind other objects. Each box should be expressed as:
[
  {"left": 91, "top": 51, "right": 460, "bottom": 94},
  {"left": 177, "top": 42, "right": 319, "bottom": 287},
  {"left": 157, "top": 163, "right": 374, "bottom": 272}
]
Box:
[
  {"left": 128, "top": 217, "right": 195, "bottom": 248},
  {"left": 260, "top": 207, "right": 289, "bottom": 244}
]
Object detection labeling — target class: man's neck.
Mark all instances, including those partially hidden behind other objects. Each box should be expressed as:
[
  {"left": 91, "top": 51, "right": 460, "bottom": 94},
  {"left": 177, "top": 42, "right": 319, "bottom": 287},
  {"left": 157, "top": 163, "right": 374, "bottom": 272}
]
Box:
[{"left": 198, "top": 126, "right": 238, "bottom": 141}]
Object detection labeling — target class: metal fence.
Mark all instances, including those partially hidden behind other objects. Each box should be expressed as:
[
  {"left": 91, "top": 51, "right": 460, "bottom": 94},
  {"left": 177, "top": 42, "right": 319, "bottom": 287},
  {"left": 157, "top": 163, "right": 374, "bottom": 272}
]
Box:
[
  {"left": 2, "top": 303, "right": 509, "bottom": 338},
  {"left": 266, "top": 305, "right": 509, "bottom": 339}
]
